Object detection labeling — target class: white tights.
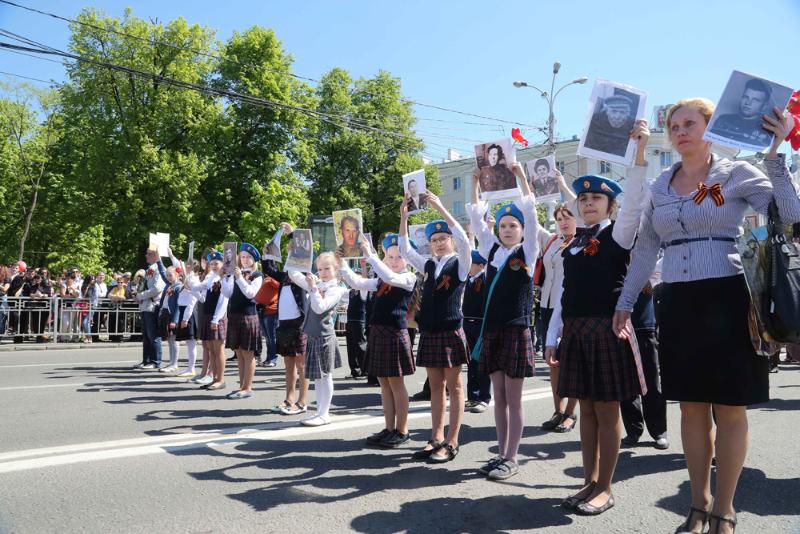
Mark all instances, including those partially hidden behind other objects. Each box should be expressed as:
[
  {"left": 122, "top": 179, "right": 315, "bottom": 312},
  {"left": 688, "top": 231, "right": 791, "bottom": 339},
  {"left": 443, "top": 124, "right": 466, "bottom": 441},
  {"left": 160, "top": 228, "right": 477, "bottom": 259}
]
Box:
[{"left": 314, "top": 373, "right": 334, "bottom": 419}]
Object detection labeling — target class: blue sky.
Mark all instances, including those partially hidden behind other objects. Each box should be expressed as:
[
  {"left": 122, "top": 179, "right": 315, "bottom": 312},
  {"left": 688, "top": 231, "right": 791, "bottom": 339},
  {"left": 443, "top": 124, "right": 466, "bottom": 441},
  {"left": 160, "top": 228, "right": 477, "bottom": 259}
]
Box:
[{"left": 0, "top": 0, "right": 798, "bottom": 160}]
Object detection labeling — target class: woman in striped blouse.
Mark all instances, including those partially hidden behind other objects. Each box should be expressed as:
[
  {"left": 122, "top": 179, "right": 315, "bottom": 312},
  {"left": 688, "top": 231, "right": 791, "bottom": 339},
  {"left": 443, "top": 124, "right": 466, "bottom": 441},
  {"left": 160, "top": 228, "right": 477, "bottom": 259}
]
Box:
[{"left": 613, "top": 98, "right": 799, "bottom": 534}]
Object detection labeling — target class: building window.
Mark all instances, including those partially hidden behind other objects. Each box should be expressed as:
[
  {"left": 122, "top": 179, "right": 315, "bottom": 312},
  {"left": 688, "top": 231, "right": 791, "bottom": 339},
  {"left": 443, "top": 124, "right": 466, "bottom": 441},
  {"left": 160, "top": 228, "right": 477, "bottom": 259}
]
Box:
[
  {"left": 557, "top": 160, "right": 566, "bottom": 173},
  {"left": 600, "top": 161, "right": 611, "bottom": 174},
  {"left": 660, "top": 151, "right": 673, "bottom": 167},
  {"left": 453, "top": 176, "right": 462, "bottom": 191},
  {"left": 452, "top": 200, "right": 463, "bottom": 217}
]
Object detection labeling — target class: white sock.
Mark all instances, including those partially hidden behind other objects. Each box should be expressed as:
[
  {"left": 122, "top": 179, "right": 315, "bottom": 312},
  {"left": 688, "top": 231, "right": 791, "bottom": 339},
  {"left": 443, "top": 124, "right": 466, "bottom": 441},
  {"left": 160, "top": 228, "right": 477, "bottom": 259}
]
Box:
[
  {"left": 185, "top": 339, "right": 197, "bottom": 369},
  {"left": 314, "top": 374, "right": 334, "bottom": 419},
  {"left": 168, "top": 336, "right": 179, "bottom": 367}
]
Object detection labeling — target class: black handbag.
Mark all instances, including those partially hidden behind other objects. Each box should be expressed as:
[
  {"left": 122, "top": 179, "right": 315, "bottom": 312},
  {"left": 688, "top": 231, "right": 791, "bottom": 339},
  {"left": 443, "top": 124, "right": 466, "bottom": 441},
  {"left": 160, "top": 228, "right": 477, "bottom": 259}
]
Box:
[{"left": 762, "top": 200, "right": 800, "bottom": 343}]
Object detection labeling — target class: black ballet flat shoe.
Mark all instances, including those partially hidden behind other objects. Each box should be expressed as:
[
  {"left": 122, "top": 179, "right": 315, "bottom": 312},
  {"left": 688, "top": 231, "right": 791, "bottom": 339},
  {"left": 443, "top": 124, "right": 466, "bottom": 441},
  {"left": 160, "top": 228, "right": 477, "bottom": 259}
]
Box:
[
  {"left": 541, "top": 411, "right": 564, "bottom": 431},
  {"left": 412, "top": 440, "right": 443, "bottom": 460},
  {"left": 561, "top": 481, "right": 596, "bottom": 511},
  {"left": 575, "top": 494, "right": 615, "bottom": 516}
]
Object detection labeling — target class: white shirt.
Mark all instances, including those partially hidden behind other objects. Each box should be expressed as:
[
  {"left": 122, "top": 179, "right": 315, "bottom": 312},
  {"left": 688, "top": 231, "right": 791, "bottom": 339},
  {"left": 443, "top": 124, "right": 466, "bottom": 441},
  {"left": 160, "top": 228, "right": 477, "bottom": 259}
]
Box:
[
  {"left": 339, "top": 254, "right": 417, "bottom": 292},
  {"left": 278, "top": 284, "right": 302, "bottom": 321},
  {"left": 536, "top": 228, "right": 569, "bottom": 309},
  {"left": 466, "top": 194, "right": 540, "bottom": 277},
  {"left": 95, "top": 282, "right": 108, "bottom": 298},
  {"left": 399, "top": 221, "right": 472, "bottom": 281},
  {"left": 220, "top": 271, "right": 263, "bottom": 300},
  {"left": 287, "top": 272, "right": 347, "bottom": 315}
]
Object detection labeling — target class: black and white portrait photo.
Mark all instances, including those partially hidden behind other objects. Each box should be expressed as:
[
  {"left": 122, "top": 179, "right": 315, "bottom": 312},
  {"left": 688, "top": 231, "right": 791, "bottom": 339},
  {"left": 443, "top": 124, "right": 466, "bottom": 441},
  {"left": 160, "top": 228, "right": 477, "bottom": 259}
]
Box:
[
  {"left": 223, "top": 241, "right": 237, "bottom": 275},
  {"left": 474, "top": 138, "right": 518, "bottom": 200},
  {"left": 285, "top": 229, "right": 313, "bottom": 273},
  {"left": 525, "top": 155, "right": 559, "bottom": 199},
  {"left": 705, "top": 71, "right": 794, "bottom": 152},
  {"left": 578, "top": 79, "right": 647, "bottom": 165},
  {"left": 403, "top": 169, "right": 428, "bottom": 214},
  {"left": 409, "top": 224, "right": 431, "bottom": 257}
]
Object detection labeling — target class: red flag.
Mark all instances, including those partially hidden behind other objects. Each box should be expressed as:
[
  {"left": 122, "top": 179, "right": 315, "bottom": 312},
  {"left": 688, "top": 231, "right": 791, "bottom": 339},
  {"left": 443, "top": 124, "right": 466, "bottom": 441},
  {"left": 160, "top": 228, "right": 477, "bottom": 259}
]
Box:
[
  {"left": 786, "top": 90, "right": 800, "bottom": 151},
  {"left": 511, "top": 127, "right": 528, "bottom": 147}
]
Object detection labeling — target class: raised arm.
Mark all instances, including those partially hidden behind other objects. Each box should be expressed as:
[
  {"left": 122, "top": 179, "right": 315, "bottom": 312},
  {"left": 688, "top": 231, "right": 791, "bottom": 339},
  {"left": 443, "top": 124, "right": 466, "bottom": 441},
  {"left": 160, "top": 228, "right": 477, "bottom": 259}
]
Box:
[
  {"left": 611, "top": 120, "right": 650, "bottom": 249},
  {"left": 220, "top": 274, "right": 234, "bottom": 298},
  {"left": 234, "top": 269, "right": 263, "bottom": 300},
  {"left": 287, "top": 270, "right": 312, "bottom": 292},
  {"left": 555, "top": 169, "right": 577, "bottom": 203},
  {"left": 466, "top": 168, "right": 499, "bottom": 259},
  {"left": 426, "top": 192, "right": 472, "bottom": 281},
  {"left": 339, "top": 261, "right": 380, "bottom": 291},
  {"left": 308, "top": 284, "right": 346, "bottom": 315}
]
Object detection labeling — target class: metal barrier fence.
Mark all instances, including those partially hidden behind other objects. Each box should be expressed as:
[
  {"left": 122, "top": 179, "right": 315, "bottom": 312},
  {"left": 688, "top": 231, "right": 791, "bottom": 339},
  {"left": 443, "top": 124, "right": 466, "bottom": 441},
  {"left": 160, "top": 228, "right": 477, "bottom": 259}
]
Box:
[
  {"left": 1, "top": 296, "right": 349, "bottom": 342},
  {"left": 0, "top": 296, "right": 142, "bottom": 343}
]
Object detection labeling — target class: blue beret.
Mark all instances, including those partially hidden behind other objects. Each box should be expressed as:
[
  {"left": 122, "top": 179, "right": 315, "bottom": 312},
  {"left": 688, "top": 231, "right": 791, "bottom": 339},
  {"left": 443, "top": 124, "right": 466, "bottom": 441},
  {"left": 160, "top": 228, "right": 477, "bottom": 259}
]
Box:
[
  {"left": 471, "top": 250, "right": 487, "bottom": 264},
  {"left": 382, "top": 233, "right": 418, "bottom": 251},
  {"left": 425, "top": 220, "right": 451, "bottom": 241},
  {"left": 495, "top": 203, "right": 525, "bottom": 226},
  {"left": 206, "top": 251, "right": 223, "bottom": 262},
  {"left": 239, "top": 243, "right": 261, "bottom": 262},
  {"left": 572, "top": 175, "right": 623, "bottom": 199}
]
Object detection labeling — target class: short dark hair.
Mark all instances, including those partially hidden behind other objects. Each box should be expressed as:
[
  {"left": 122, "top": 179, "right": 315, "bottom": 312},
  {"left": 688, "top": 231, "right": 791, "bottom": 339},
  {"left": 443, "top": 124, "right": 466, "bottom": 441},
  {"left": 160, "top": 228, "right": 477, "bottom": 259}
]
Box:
[
  {"left": 744, "top": 78, "right": 772, "bottom": 99},
  {"left": 534, "top": 158, "right": 550, "bottom": 173},
  {"left": 486, "top": 144, "right": 506, "bottom": 165}
]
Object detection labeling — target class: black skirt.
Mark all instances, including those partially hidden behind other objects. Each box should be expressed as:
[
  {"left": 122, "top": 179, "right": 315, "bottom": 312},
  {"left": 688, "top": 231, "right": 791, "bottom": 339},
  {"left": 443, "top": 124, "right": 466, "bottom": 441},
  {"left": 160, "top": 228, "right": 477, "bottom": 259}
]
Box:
[
  {"left": 174, "top": 305, "right": 196, "bottom": 341},
  {"left": 659, "top": 274, "right": 768, "bottom": 406}
]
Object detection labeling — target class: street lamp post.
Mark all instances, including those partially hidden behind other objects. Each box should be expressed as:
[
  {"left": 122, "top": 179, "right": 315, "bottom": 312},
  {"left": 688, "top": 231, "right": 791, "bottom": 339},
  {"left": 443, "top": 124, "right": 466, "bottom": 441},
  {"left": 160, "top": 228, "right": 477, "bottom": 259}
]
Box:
[{"left": 513, "top": 62, "right": 588, "bottom": 155}]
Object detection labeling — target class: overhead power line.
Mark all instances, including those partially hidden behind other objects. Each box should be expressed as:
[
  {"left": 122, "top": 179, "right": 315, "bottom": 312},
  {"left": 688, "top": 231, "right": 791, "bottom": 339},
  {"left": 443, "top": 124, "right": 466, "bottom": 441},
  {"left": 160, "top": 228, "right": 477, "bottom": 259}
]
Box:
[{"left": 0, "top": 0, "right": 539, "bottom": 129}]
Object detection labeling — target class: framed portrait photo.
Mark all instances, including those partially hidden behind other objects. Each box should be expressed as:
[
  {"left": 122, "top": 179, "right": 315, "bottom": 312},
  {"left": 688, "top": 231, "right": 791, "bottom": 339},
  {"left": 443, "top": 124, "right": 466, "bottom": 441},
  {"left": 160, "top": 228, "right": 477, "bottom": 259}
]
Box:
[
  {"left": 285, "top": 229, "right": 313, "bottom": 273},
  {"left": 333, "top": 208, "right": 364, "bottom": 259},
  {"left": 403, "top": 169, "right": 428, "bottom": 215},
  {"left": 525, "top": 154, "right": 559, "bottom": 200},
  {"left": 475, "top": 138, "right": 518, "bottom": 201}
]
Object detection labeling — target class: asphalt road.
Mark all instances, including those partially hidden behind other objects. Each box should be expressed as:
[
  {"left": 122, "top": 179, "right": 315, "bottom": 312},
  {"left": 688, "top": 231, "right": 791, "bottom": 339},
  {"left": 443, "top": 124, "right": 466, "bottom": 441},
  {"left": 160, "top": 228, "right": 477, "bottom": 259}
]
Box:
[{"left": 1, "top": 343, "right": 798, "bottom": 533}]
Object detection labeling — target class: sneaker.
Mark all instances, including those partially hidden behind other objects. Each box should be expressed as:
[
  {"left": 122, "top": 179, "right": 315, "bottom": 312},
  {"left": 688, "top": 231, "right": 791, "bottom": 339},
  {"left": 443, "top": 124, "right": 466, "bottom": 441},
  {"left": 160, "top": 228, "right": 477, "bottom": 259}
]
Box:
[
  {"left": 159, "top": 365, "right": 178, "bottom": 373},
  {"left": 654, "top": 437, "right": 670, "bottom": 450},
  {"left": 141, "top": 363, "right": 157, "bottom": 370},
  {"left": 175, "top": 369, "right": 196, "bottom": 378},
  {"left": 300, "top": 415, "right": 330, "bottom": 427},
  {"left": 470, "top": 401, "right": 489, "bottom": 414},
  {"left": 194, "top": 375, "right": 213, "bottom": 385},
  {"left": 133, "top": 363, "right": 146, "bottom": 370},
  {"left": 477, "top": 455, "right": 504, "bottom": 476},
  {"left": 465, "top": 400, "right": 478, "bottom": 409},
  {"left": 379, "top": 430, "right": 410, "bottom": 449},
  {"left": 487, "top": 459, "right": 519, "bottom": 480},
  {"left": 366, "top": 428, "right": 392, "bottom": 445},
  {"left": 226, "top": 390, "right": 253, "bottom": 399},
  {"left": 265, "top": 361, "right": 277, "bottom": 368},
  {"left": 621, "top": 435, "right": 640, "bottom": 447}
]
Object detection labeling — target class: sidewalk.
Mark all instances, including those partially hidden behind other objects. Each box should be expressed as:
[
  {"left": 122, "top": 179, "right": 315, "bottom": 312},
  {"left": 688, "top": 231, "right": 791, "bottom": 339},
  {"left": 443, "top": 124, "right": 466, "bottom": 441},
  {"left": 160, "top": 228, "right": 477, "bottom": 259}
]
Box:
[{"left": 0, "top": 341, "right": 142, "bottom": 352}]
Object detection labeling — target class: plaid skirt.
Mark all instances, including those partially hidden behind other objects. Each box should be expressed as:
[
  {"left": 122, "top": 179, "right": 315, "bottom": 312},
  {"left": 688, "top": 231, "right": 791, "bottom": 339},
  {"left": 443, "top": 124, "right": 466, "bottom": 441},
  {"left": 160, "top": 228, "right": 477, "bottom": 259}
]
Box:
[
  {"left": 305, "top": 334, "right": 342, "bottom": 380},
  {"left": 364, "top": 324, "right": 416, "bottom": 377},
  {"left": 557, "top": 317, "right": 642, "bottom": 402},
  {"left": 478, "top": 325, "right": 535, "bottom": 378},
  {"left": 225, "top": 313, "right": 261, "bottom": 353},
  {"left": 417, "top": 328, "right": 469, "bottom": 368},
  {"left": 199, "top": 317, "right": 227, "bottom": 342},
  {"left": 174, "top": 306, "right": 196, "bottom": 341},
  {"left": 276, "top": 318, "right": 307, "bottom": 358}
]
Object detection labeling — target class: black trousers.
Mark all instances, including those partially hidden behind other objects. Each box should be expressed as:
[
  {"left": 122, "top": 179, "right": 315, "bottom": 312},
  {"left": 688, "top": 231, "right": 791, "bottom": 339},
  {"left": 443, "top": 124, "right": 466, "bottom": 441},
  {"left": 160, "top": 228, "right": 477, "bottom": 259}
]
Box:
[
  {"left": 345, "top": 321, "right": 366, "bottom": 375},
  {"left": 620, "top": 329, "right": 667, "bottom": 440}
]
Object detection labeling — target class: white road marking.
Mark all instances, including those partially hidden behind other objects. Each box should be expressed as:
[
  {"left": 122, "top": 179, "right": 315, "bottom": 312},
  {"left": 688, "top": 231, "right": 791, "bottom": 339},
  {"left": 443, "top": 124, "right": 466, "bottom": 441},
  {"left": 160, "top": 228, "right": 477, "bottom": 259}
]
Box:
[
  {"left": 0, "top": 376, "right": 189, "bottom": 392},
  {"left": 0, "top": 387, "right": 553, "bottom": 473},
  {"left": 0, "top": 360, "right": 137, "bottom": 369}
]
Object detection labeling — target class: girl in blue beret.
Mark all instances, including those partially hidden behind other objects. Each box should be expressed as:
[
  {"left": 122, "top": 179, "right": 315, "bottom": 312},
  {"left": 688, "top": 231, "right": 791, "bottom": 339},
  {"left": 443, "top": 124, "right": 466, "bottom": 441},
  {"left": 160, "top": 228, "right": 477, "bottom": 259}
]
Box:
[
  {"left": 399, "top": 192, "right": 473, "bottom": 463},
  {"left": 467, "top": 162, "right": 539, "bottom": 480},
  {"left": 545, "top": 119, "right": 650, "bottom": 515},
  {"left": 187, "top": 251, "right": 229, "bottom": 390},
  {"left": 220, "top": 243, "right": 263, "bottom": 399},
  {"left": 339, "top": 233, "right": 419, "bottom": 447}
]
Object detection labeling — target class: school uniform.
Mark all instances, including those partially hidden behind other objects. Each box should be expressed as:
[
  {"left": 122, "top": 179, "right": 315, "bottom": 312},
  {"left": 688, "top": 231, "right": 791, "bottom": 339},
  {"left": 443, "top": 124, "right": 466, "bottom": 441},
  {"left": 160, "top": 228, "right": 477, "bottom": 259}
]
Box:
[
  {"left": 173, "top": 284, "right": 198, "bottom": 341},
  {"left": 345, "top": 287, "right": 368, "bottom": 376},
  {"left": 340, "top": 254, "right": 417, "bottom": 377},
  {"left": 547, "top": 170, "right": 648, "bottom": 402},
  {"left": 399, "top": 221, "right": 472, "bottom": 369},
  {"left": 158, "top": 282, "right": 182, "bottom": 340},
  {"left": 262, "top": 257, "right": 307, "bottom": 358},
  {"left": 288, "top": 274, "right": 346, "bottom": 380},
  {"left": 195, "top": 273, "right": 228, "bottom": 341},
  {"left": 463, "top": 267, "right": 491, "bottom": 403},
  {"left": 467, "top": 197, "right": 540, "bottom": 379},
  {"left": 221, "top": 270, "right": 263, "bottom": 353}
]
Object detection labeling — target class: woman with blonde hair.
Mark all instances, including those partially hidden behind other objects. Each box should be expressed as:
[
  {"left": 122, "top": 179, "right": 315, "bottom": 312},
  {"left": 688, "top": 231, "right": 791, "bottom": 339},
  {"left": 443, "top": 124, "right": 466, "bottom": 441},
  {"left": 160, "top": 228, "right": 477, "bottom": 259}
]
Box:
[{"left": 613, "top": 99, "right": 799, "bottom": 533}]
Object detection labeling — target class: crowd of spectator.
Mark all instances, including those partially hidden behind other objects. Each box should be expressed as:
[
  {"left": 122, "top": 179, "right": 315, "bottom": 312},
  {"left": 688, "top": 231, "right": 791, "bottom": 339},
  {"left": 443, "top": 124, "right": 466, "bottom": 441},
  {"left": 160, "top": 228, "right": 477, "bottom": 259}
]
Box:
[{"left": 0, "top": 260, "right": 143, "bottom": 343}]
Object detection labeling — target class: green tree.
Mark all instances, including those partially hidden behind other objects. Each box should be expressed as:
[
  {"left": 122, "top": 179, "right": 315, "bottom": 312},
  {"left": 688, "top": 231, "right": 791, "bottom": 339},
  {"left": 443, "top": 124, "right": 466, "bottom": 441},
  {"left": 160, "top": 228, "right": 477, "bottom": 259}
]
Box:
[{"left": 306, "top": 69, "right": 427, "bottom": 238}]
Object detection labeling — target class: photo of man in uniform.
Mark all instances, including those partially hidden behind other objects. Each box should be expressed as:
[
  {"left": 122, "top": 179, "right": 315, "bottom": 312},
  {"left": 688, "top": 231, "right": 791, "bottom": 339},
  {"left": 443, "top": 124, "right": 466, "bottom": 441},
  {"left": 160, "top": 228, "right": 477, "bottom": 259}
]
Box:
[
  {"left": 406, "top": 179, "right": 427, "bottom": 213},
  {"left": 583, "top": 91, "right": 638, "bottom": 157},
  {"left": 708, "top": 78, "right": 773, "bottom": 146},
  {"left": 334, "top": 210, "right": 363, "bottom": 258}
]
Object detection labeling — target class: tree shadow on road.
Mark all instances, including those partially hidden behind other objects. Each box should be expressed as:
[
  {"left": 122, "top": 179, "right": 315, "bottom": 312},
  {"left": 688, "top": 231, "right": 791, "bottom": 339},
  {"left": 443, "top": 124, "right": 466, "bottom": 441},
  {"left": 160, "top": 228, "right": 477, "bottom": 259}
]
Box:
[{"left": 349, "top": 495, "right": 573, "bottom": 533}]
